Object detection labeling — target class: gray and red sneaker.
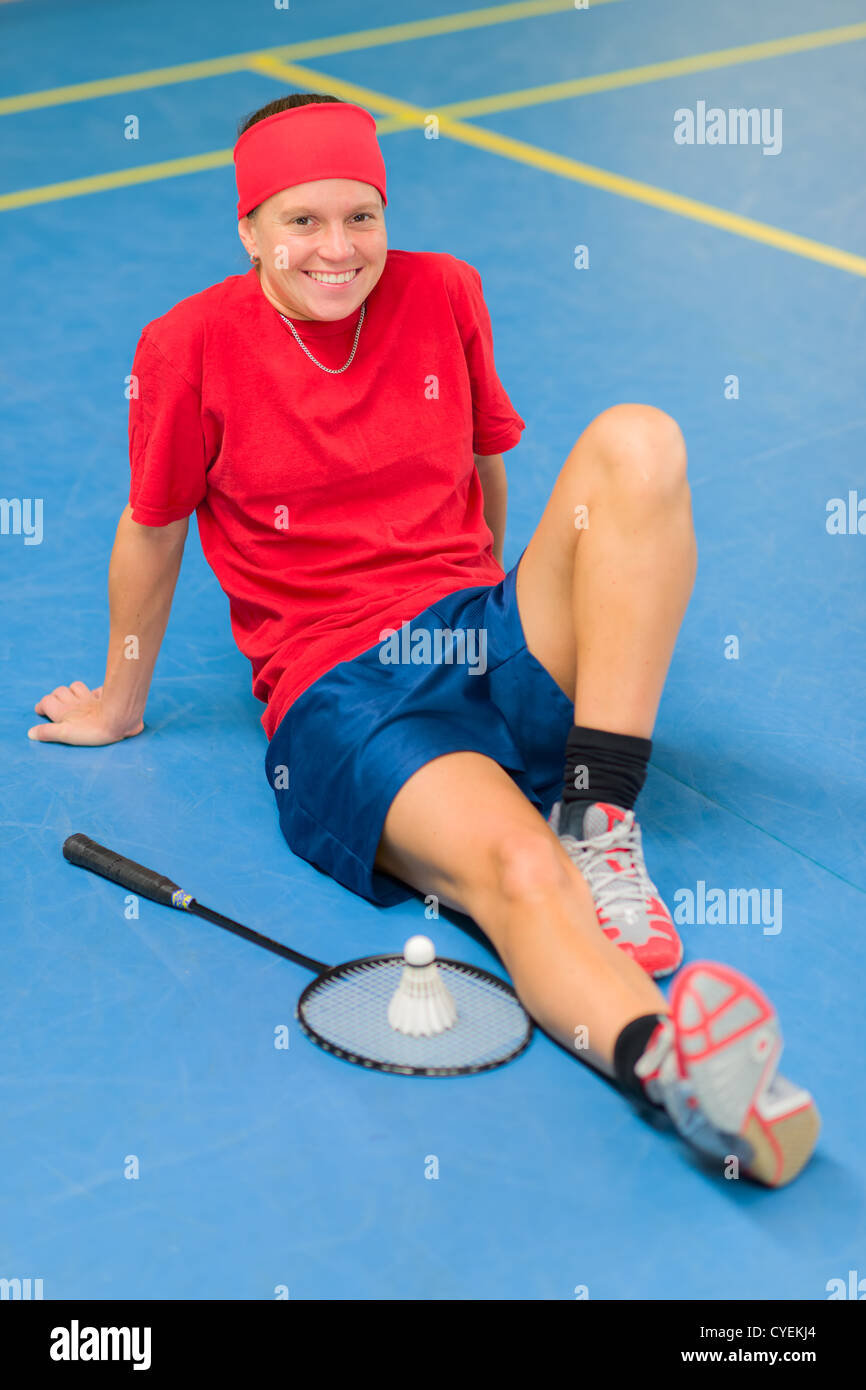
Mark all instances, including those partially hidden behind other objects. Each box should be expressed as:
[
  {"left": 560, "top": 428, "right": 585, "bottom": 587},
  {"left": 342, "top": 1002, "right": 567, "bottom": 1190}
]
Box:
[
  {"left": 549, "top": 800, "right": 683, "bottom": 978},
  {"left": 635, "top": 961, "right": 821, "bottom": 1187}
]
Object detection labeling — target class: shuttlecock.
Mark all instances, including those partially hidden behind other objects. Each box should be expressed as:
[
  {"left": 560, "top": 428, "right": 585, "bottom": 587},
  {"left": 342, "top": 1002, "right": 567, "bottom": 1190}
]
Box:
[{"left": 387, "top": 935, "right": 458, "bottom": 1037}]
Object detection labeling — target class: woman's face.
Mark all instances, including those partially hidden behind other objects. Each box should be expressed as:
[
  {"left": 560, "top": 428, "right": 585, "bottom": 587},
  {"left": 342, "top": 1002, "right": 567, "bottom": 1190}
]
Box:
[{"left": 239, "top": 177, "right": 387, "bottom": 321}]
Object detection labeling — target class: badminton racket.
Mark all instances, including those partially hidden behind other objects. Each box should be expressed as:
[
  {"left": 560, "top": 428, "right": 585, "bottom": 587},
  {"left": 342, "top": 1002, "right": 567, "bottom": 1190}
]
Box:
[{"left": 62, "top": 833, "right": 533, "bottom": 1077}]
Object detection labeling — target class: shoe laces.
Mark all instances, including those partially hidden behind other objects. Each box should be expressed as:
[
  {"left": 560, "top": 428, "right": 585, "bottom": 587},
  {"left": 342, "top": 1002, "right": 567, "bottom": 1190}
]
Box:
[{"left": 559, "top": 811, "right": 652, "bottom": 920}]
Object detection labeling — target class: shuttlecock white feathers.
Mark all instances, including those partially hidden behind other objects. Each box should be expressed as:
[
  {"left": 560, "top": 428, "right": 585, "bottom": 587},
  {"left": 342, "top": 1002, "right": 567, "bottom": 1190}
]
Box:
[{"left": 387, "top": 935, "right": 458, "bottom": 1037}]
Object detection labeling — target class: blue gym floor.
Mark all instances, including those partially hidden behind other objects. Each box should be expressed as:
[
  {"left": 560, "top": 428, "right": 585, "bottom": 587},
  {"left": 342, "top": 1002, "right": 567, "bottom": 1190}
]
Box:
[{"left": 2, "top": 0, "right": 865, "bottom": 1300}]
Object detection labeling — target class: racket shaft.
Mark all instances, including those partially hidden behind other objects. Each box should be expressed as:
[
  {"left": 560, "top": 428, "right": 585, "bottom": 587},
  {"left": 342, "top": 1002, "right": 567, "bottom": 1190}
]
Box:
[{"left": 191, "top": 902, "right": 325, "bottom": 973}]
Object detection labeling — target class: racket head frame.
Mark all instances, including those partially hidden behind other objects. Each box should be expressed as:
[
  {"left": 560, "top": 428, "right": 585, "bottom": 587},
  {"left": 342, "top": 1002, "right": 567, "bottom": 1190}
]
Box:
[{"left": 296, "top": 952, "right": 534, "bottom": 1077}]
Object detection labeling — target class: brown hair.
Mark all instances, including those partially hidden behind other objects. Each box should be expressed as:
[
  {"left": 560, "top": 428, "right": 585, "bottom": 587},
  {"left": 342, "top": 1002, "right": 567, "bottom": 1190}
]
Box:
[{"left": 237, "top": 91, "right": 346, "bottom": 141}]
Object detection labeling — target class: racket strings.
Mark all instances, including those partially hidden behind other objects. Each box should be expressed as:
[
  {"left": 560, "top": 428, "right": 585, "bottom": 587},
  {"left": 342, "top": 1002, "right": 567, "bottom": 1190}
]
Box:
[{"left": 298, "top": 957, "right": 530, "bottom": 1074}]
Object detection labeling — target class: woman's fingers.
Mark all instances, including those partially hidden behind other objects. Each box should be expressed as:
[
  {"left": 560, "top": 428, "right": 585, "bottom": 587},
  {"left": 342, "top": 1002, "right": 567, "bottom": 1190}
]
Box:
[{"left": 34, "top": 682, "right": 96, "bottom": 718}]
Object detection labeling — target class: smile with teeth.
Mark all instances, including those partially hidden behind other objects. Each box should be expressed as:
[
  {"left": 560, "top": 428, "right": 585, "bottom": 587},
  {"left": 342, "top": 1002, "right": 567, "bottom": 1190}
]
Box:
[{"left": 303, "top": 268, "right": 361, "bottom": 284}]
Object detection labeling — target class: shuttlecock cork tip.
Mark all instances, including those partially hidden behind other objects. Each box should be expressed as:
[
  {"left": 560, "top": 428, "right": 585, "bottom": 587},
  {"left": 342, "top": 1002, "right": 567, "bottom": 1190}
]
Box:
[{"left": 403, "top": 934, "right": 435, "bottom": 967}]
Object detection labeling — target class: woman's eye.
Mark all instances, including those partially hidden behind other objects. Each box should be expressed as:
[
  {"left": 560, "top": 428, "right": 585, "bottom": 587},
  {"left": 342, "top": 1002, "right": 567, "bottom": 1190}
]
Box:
[{"left": 290, "top": 213, "right": 373, "bottom": 227}]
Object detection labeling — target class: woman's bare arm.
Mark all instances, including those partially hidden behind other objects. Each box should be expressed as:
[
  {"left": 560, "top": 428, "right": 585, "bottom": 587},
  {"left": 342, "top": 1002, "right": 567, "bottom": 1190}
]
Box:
[
  {"left": 28, "top": 506, "right": 189, "bottom": 745},
  {"left": 474, "top": 452, "right": 507, "bottom": 566}
]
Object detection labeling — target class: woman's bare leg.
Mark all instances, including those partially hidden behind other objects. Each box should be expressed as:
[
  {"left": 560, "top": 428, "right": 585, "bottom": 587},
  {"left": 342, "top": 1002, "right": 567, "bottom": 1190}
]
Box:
[
  {"left": 375, "top": 750, "right": 668, "bottom": 1078},
  {"left": 515, "top": 403, "right": 697, "bottom": 735}
]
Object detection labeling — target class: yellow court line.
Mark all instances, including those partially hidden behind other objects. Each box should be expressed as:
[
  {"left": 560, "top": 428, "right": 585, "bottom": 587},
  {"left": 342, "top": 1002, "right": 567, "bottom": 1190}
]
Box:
[
  {"left": 247, "top": 57, "right": 866, "bottom": 278},
  {"left": 2, "top": 9, "right": 864, "bottom": 120},
  {"left": 1, "top": 14, "right": 864, "bottom": 204},
  {"left": 440, "top": 20, "right": 866, "bottom": 118},
  {"left": 0, "top": 150, "right": 233, "bottom": 209},
  {"left": 2, "top": 6, "right": 864, "bottom": 122},
  {"left": 0, "top": 0, "right": 618, "bottom": 115}
]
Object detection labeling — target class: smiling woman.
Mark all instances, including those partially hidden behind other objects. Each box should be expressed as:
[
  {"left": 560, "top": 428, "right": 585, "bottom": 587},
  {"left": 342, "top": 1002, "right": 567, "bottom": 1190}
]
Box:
[{"left": 29, "top": 83, "right": 820, "bottom": 1195}]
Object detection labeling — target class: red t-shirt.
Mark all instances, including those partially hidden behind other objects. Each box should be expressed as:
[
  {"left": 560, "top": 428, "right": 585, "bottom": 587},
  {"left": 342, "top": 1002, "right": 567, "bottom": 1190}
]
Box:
[{"left": 128, "top": 250, "right": 525, "bottom": 739}]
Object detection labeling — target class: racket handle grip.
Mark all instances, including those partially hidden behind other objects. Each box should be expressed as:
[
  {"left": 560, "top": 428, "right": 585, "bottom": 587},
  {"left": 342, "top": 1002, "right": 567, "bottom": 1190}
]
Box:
[{"left": 62, "top": 833, "right": 183, "bottom": 908}]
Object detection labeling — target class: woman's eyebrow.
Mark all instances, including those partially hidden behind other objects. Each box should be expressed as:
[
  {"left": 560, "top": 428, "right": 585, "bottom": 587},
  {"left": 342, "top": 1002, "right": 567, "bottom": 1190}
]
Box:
[{"left": 278, "top": 201, "right": 380, "bottom": 218}]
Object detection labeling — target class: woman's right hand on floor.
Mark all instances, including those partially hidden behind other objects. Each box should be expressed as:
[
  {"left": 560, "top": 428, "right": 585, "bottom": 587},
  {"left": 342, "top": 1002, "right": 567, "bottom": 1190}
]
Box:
[{"left": 27, "top": 682, "right": 143, "bottom": 745}]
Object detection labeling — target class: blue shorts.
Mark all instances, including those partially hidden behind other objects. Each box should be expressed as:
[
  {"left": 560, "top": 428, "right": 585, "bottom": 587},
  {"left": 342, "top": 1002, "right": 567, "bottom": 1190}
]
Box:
[{"left": 264, "top": 550, "right": 574, "bottom": 907}]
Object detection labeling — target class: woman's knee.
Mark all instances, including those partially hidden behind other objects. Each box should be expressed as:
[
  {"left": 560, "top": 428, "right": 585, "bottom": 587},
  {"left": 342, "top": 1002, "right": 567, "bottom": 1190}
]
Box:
[
  {"left": 482, "top": 827, "right": 572, "bottom": 909},
  {"left": 578, "top": 403, "right": 688, "bottom": 498}
]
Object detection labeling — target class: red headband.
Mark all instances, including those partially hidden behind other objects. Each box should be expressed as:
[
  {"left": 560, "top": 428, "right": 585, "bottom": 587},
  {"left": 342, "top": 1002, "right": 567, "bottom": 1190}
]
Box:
[{"left": 234, "top": 101, "right": 387, "bottom": 220}]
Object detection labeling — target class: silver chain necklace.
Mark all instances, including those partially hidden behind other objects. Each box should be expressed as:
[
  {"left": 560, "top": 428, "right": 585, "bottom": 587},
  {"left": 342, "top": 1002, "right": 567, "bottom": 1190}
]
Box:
[{"left": 278, "top": 302, "right": 366, "bottom": 374}]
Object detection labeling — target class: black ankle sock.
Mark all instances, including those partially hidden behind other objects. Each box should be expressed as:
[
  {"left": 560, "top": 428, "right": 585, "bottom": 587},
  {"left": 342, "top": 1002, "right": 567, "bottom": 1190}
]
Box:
[
  {"left": 613, "top": 1014, "right": 664, "bottom": 1102},
  {"left": 562, "top": 724, "right": 652, "bottom": 822}
]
